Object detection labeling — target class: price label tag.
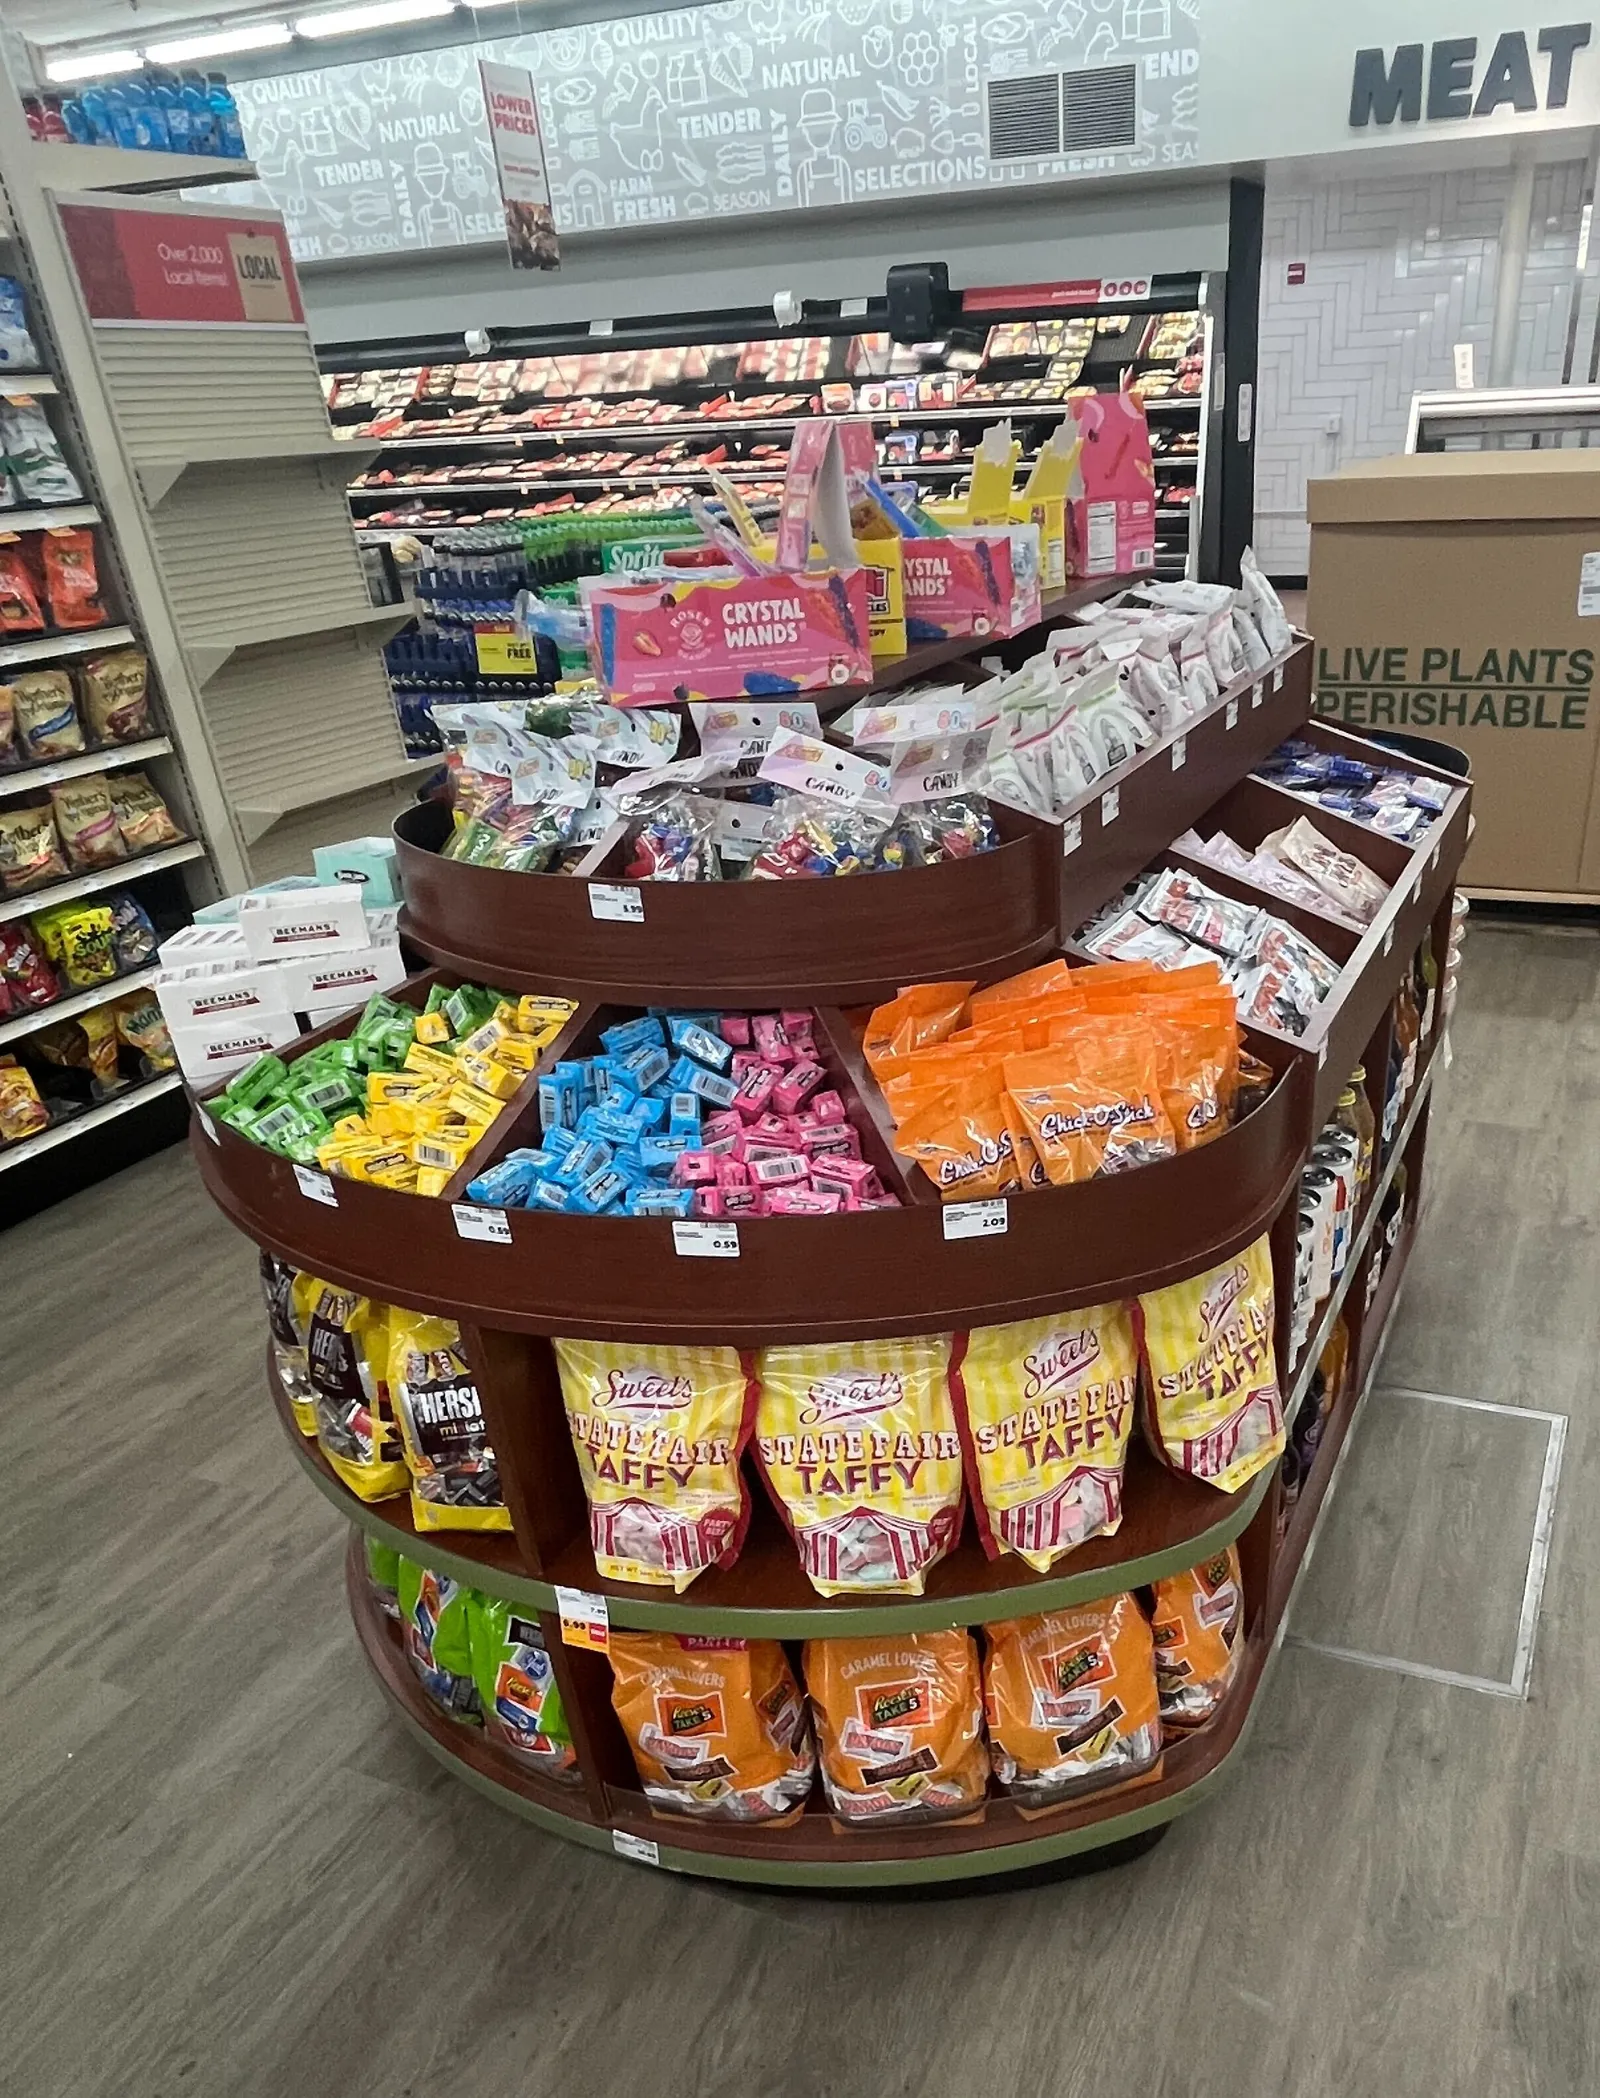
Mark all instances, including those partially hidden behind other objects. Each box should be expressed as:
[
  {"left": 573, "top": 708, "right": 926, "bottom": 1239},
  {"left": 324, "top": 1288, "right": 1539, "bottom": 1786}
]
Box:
[
  {"left": 1251, "top": 680, "right": 1264, "bottom": 709},
  {"left": 1430, "top": 842, "right": 1441, "bottom": 871},
  {"left": 1061, "top": 813, "right": 1082, "bottom": 857},
  {"left": 555, "top": 1586, "right": 610, "bottom": 1650},
  {"left": 1272, "top": 665, "right": 1285, "bottom": 692},
  {"left": 612, "top": 1830, "right": 661, "bottom": 1866},
  {"left": 1382, "top": 925, "right": 1395, "bottom": 956},
  {"left": 453, "top": 1203, "right": 511, "bottom": 1243},
  {"left": 589, "top": 884, "right": 644, "bottom": 923},
  {"left": 293, "top": 1164, "right": 338, "bottom": 1207},
  {"left": 1226, "top": 698, "right": 1239, "bottom": 730},
  {"left": 1170, "top": 736, "right": 1187, "bottom": 772},
  {"left": 474, "top": 630, "right": 538, "bottom": 676},
  {"left": 1316, "top": 1041, "right": 1328, "bottom": 1068},
  {"left": 673, "top": 1220, "right": 740, "bottom": 1258},
  {"left": 1410, "top": 872, "right": 1422, "bottom": 904},
  {"left": 198, "top": 1108, "right": 221, "bottom": 1145},
  {"left": 943, "top": 1198, "right": 1008, "bottom": 1241},
  {"left": 1100, "top": 785, "right": 1120, "bottom": 826}
]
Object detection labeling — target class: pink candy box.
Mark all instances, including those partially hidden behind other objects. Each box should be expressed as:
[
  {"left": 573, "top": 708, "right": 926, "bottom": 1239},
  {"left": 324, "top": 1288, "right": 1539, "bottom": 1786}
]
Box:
[
  {"left": 750, "top": 1112, "right": 794, "bottom": 1144},
  {"left": 798, "top": 1122, "right": 857, "bottom": 1160},
  {"left": 751, "top": 1015, "right": 795, "bottom": 1066},
  {"left": 722, "top": 1186, "right": 760, "bottom": 1218},
  {"left": 714, "top": 1157, "right": 750, "bottom": 1189},
  {"left": 719, "top": 1016, "right": 752, "bottom": 1048},
  {"left": 807, "top": 1090, "right": 847, "bottom": 1126},
  {"left": 702, "top": 1110, "right": 742, "bottom": 1145},
  {"left": 730, "top": 1051, "right": 763, "bottom": 1080},
  {"left": 733, "top": 1066, "right": 778, "bottom": 1118},
  {"left": 773, "top": 1060, "right": 825, "bottom": 1115},
  {"left": 583, "top": 566, "right": 873, "bottom": 707},
  {"left": 902, "top": 530, "right": 1038, "bottom": 643},
  {"left": 765, "top": 1188, "right": 844, "bottom": 1215},
  {"left": 1065, "top": 390, "right": 1156, "bottom": 579},
  {"left": 810, "top": 1155, "right": 881, "bottom": 1199},
  {"left": 692, "top": 1186, "right": 725, "bottom": 1218},
  {"left": 779, "top": 1009, "right": 813, "bottom": 1037},
  {"left": 855, "top": 1192, "right": 904, "bottom": 1210},
  {"left": 749, "top": 1152, "right": 809, "bottom": 1188},
  {"left": 671, "top": 1150, "right": 719, "bottom": 1188}
]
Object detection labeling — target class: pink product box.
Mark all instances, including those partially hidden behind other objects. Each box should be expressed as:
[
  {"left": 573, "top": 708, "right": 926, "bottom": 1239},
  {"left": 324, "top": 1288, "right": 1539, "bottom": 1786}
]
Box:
[
  {"left": 582, "top": 567, "right": 873, "bottom": 706},
  {"left": 1066, "top": 390, "right": 1157, "bottom": 578},
  {"left": 901, "top": 532, "right": 1035, "bottom": 643}
]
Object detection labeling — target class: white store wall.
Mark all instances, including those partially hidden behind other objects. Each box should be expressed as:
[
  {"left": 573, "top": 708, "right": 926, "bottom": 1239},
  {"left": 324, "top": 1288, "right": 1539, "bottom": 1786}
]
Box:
[{"left": 1255, "top": 156, "right": 1592, "bottom": 575}]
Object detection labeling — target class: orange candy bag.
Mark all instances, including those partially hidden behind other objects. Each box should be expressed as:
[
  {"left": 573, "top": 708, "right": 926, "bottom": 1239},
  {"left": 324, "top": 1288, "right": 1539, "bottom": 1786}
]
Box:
[
  {"left": 862, "top": 980, "right": 974, "bottom": 1076},
  {"left": 805, "top": 1629, "right": 989, "bottom": 1825},
  {"left": 1149, "top": 1545, "right": 1244, "bottom": 1726},
  {"left": 951, "top": 1303, "right": 1139, "bottom": 1571},
  {"left": 893, "top": 1064, "right": 1020, "bottom": 1199},
  {"left": 754, "top": 1336, "right": 965, "bottom": 1595},
  {"left": 609, "top": 1632, "right": 814, "bottom": 1820},
  {"left": 983, "top": 1595, "right": 1162, "bottom": 1806},
  {"left": 1135, "top": 1236, "right": 1285, "bottom": 1493},
  {"left": 1003, "top": 1019, "right": 1176, "bottom": 1185}
]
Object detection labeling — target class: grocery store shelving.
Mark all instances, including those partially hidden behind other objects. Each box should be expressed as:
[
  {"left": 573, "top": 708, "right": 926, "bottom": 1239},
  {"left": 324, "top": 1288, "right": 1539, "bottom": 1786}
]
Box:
[
  {"left": 0, "top": 371, "right": 55, "bottom": 395},
  {"left": 0, "top": 1070, "right": 183, "bottom": 1173},
  {"left": 0, "top": 837, "right": 204, "bottom": 924},
  {"left": 187, "top": 601, "right": 409, "bottom": 687},
  {"left": 0, "top": 622, "right": 135, "bottom": 667},
  {"left": 32, "top": 142, "right": 258, "bottom": 195},
  {"left": 0, "top": 500, "right": 98, "bottom": 531},
  {"left": 0, "top": 961, "right": 159, "bottom": 1048},
  {"left": 136, "top": 438, "right": 379, "bottom": 510},
  {"left": 0, "top": 734, "right": 173, "bottom": 797}
]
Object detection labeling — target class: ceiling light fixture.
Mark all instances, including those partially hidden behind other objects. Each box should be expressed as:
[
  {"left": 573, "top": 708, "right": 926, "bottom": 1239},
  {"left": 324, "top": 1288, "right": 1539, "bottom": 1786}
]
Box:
[
  {"left": 293, "top": 0, "right": 454, "bottom": 38},
  {"left": 144, "top": 23, "right": 295, "bottom": 63},
  {"left": 45, "top": 48, "right": 143, "bottom": 83}
]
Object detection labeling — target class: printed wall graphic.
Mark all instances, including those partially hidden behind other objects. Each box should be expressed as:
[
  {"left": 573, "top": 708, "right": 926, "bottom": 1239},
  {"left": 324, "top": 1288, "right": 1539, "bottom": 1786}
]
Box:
[
  {"left": 479, "top": 58, "right": 560, "bottom": 269},
  {"left": 206, "top": 0, "right": 1203, "bottom": 261}
]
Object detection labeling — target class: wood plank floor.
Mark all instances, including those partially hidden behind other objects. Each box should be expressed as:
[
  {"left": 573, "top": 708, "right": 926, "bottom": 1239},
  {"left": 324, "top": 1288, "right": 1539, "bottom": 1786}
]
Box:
[{"left": 4, "top": 917, "right": 1597, "bottom": 2098}]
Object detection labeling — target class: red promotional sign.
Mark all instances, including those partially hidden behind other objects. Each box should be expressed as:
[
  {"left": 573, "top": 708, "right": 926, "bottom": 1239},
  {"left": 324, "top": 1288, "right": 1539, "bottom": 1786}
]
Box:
[
  {"left": 962, "top": 277, "right": 1152, "bottom": 312},
  {"left": 58, "top": 200, "right": 304, "bottom": 326}
]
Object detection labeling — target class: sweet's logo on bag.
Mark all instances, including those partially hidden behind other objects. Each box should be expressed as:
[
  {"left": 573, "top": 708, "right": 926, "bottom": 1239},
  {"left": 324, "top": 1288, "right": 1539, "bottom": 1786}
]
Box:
[
  {"left": 604, "top": 1367, "right": 695, "bottom": 1415},
  {"left": 1022, "top": 1329, "right": 1101, "bottom": 1398},
  {"left": 800, "top": 1370, "right": 905, "bottom": 1424},
  {"left": 1199, "top": 1262, "right": 1249, "bottom": 1336}
]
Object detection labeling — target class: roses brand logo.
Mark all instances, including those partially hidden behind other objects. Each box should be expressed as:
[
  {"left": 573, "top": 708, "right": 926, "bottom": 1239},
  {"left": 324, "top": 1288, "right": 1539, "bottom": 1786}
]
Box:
[
  {"left": 604, "top": 1367, "right": 694, "bottom": 1416},
  {"left": 799, "top": 1371, "right": 904, "bottom": 1425},
  {"left": 1199, "top": 1263, "right": 1249, "bottom": 1336},
  {"left": 1022, "top": 1328, "right": 1101, "bottom": 1398}
]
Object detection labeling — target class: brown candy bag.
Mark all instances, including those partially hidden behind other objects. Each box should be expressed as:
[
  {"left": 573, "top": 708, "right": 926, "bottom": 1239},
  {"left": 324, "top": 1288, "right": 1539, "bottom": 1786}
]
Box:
[
  {"left": 80, "top": 649, "right": 150, "bottom": 744},
  {"left": 0, "top": 803, "right": 65, "bottom": 893},
  {"left": 108, "top": 771, "right": 182, "bottom": 854},
  {"left": 12, "top": 670, "right": 81, "bottom": 760},
  {"left": 49, "top": 774, "right": 125, "bottom": 870}
]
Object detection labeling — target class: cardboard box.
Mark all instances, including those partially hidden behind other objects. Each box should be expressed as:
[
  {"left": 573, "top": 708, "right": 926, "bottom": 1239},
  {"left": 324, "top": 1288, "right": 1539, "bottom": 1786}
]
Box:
[
  {"left": 1065, "top": 392, "right": 1156, "bottom": 578},
  {"left": 277, "top": 941, "right": 407, "bottom": 1014},
  {"left": 1307, "top": 450, "right": 1600, "bottom": 895},
  {"left": 155, "top": 959, "right": 294, "bottom": 1030},
  {"left": 168, "top": 1010, "right": 301, "bottom": 1087},
  {"left": 313, "top": 836, "right": 401, "bottom": 908},
  {"left": 237, "top": 884, "right": 371, "bottom": 961}
]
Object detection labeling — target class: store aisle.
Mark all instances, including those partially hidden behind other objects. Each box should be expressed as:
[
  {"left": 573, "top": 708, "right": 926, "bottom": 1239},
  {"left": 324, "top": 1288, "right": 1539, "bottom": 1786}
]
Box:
[{"left": 6, "top": 919, "right": 1597, "bottom": 2098}]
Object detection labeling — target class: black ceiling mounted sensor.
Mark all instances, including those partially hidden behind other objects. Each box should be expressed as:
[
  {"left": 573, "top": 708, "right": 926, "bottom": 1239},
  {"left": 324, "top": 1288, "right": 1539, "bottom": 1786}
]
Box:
[{"left": 886, "top": 262, "right": 952, "bottom": 344}]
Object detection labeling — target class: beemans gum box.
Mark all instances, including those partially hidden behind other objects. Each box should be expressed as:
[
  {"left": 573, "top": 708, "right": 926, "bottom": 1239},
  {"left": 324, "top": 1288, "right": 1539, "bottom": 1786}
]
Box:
[{"left": 237, "top": 884, "right": 371, "bottom": 960}]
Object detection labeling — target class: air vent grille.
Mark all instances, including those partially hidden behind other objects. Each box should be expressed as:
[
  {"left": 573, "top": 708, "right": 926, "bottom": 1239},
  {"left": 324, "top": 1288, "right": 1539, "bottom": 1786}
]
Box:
[
  {"left": 1062, "top": 64, "right": 1138, "bottom": 151},
  {"left": 986, "top": 73, "right": 1062, "bottom": 159}
]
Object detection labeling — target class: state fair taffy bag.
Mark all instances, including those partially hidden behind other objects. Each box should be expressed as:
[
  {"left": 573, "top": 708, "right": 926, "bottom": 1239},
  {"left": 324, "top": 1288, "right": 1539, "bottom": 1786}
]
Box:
[
  {"left": 950, "top": 1303, "right": 1139, "bottom": 1573},
  {"left": 1149, "top": 1545, "right": 1244, "bottom": 1727},
  {"left": 754, "top": 1336, "right": 964, "bottom": 1597},
  {"left": 554, "top": 1339, "right": 757, "bottom": 1590},
  {"left": 609, "top": 1632, "right": 813, "bottom": 1821},
  {"left": 1135, "top": 1236, "right": 1284, "bottom": 1493},
  {"left": 983, "top": 1595, "right": 1162, "bottom": 1807},
  {"left": 805, "top": 1629, "right": 988, "bottom": 1825}
]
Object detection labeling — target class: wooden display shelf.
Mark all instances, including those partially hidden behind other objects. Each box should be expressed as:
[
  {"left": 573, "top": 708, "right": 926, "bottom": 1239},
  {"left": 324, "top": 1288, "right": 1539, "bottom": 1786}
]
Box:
[{"left": 283, "top": 1361, "right": 1267, "bottom": 1635}]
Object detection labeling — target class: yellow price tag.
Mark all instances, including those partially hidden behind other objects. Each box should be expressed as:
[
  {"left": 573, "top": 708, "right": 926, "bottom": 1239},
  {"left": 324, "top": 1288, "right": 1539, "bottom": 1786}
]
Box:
[{"left": 474, "top": 630, "right": 538, "bottom": 674}]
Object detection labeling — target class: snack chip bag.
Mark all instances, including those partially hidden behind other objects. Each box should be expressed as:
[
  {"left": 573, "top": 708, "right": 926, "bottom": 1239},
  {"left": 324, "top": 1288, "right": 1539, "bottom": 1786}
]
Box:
[
  {"left": 0, "top": 1056, "right": 47, "bottom": 1142},
  {"left": 260, "top": 1252, "right": 317, "bottom": 1434},
  {"left": 554, "top": 1339, "right": 756, "bottom": 1590},
  {"left": 609, "top": 1632, "right": 813, "bottom": 1820},
  {"left": 41, "top": 527, "right": 107, "bottom": 630},
  {"left": 387, "top": 1309, "right": 511, "bottom": 1533},
  {"left": 754, "top": 1335, "right": 964, "bottom": 1596},
  {"left": 468, "top": 1595, "right": 579, "bottom": 1780},
  {"left": 31, "top": 900, "right": 115, "bottom": 985},
  {"left": 395, "top": 1555, "right": 480, "bottom": 1720},
  {"left": 983, "top": 1595, "right": 1162, "bottom": 1807},
  {"left": 306, "top": 1283, "right": 409, "bottom": 1502},
  {"left": 1135, "top": 1235, "right": 1284, "bottom": 1493},
  {"left": 862, "top": 979, "right": 974, "bottom": 1076},
  {"left": 1149, "top": 1545, "right": 1243, "bottom": 1727},
  {"left": 111, "top": 991, "right": 175, "bottom": 1073},
  {"left": 951, "top": 1302, "right": 1139, "bottom": 1572},
  {"left": 804, "top": 1629, "right": 988, "bottom": 1825}
]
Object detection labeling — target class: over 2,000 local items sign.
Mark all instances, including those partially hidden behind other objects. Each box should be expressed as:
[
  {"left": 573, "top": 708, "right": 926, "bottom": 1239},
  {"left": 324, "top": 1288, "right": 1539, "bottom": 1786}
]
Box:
[{"left": 57, "top": 197, "right": 303, "bottom": 326}]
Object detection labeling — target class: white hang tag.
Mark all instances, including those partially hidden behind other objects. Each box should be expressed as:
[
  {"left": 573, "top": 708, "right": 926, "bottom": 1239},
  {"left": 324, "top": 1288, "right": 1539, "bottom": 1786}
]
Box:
[
  {"left": 1170, "top": 736, "right": 1187, "bottom": 772},
  {"left": 1100, "top": 785, "right": 1120, "bottom": 826},
  {"left": 453, "top": 1203, "right": 511, "bottom": 1243},
  {"left": 294, "top": 1165, "right": 338, "bottom": 1206},
  {"left": 589, "top": 884, "right": 644, "bottom": 923},
  {"left": 943, "top": 1198, "right": 1008, "bottom": 1241}
]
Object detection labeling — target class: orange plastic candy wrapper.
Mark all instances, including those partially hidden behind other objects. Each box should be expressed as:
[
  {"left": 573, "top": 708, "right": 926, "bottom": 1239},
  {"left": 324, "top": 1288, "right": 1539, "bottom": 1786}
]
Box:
[
  {"left": 554, "top": 1339, "right": 757, "bottom": 1590},
  {"left": 1003, "top": 1020, "right": 1176, "bottom": 1184},
  {"left": 862, "top": 980, "right": 974, "bottom": 1076},
  {"left": 983, "top": 1595, "right": 1162, "bottom": 1806},
  {"left": 754, "top": 1336, "right": 965, "bottom": 1596},
  {"left": 805, "top": 1629, "right": 988, "bottom": 1825},
  {"left": 951, "top": 1303, "right": 1139, "bottom": 1572},
  {"left": 1149, "top": 1545, "right": 1244, "bottom": 1727},
  {"left": 891, "top": 1065, "right": 1020, "bottom": 1199},
  {"left": 1135, "top": 1235, "right": 1285, "bottom": 1493},
  {"left": 609, "top": 1632, "right": 815, "bottom": 1821}
]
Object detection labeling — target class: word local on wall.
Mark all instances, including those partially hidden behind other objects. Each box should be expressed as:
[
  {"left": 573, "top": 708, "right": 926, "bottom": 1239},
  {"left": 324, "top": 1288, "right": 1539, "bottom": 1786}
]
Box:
[{"left": 1350, "top": 23, "right": 1590, "bottom": 125}]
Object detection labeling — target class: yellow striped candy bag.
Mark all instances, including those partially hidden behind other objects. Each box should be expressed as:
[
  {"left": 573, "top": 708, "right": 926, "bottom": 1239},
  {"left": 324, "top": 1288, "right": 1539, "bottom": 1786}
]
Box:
[
  {"left": 753, "top": 1336, "right": 964, "bottom": 1597},
  {"left": 554, "top": 1339, "right": 756, "bottom": 1590},
  {"left": 951, "top": 1302, "right": 1138, "bottom": 1572},
  {"left": 1135, "top": 1235, "right": 1284, "bottom": 1493}
]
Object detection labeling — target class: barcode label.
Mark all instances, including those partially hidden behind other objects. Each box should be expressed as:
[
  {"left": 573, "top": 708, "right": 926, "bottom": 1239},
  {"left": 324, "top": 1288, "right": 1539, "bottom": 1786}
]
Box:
[
  {"left": 1170, "top": 736, "right": 1187, "bottom": 772},
  {"left": 673, "top": 1220, "right": 740, "bottom": 1258},
  {"left": 943, "top": 1199, "right": 1008, "bottom": 1241}
]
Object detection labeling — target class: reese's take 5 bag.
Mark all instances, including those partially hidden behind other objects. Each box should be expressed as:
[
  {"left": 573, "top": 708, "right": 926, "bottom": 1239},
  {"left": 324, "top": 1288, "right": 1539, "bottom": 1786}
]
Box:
[
  {"left": 468, "top": 1595, "right": 579, "bottom": 1780},
  {"left": 805, "top": 1629, "right": 988, "bottom": 1825},
  {"left": 609, "top": 1632, "right": 813, "bottom": 1821},
  {"left": 554, "top": 1339, "right": 756, "bottom": 1591},
  {"left": 983, "top": 1595, "right": 1161, "bottom": 1807},
  {"left": 1149, "top": 1545, "right": 1243, "bottom": 1728},
  {"left": 1135, "top": 1235, "right": 1285, "bottom": 1494},
  {"left": 754, "top": 1335, "right": 964, "bottom": 1597},
  {"left": 951, "top": 1302, "right": 1139, "bottom": 1573}
]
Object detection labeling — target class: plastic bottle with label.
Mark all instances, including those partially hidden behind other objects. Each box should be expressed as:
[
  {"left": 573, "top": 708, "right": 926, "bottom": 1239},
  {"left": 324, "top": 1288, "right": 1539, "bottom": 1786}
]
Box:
[
  {"left": 207, "top": 72, "right": 247, "bottom": 158},
  {"left": 102, "top": 87, "right": 140, "bottom": 151},
  {"left": 136, "top": 70, "right": 172, "bottom": 151},
  {"left": 1333, "top": 1077, "right": 1375, "bottom": 1210},
  {"left": 148, "top": 70, "right": 191, "bottom": 153},
  {"left": 40, "top": 93, "right": 76, "bottom": 143},
  {"left": 179, "top": 71, "right": 218, "bottom": 156},
  {"left": 77, "top": 82, "right": 116, "bottom": 145}
]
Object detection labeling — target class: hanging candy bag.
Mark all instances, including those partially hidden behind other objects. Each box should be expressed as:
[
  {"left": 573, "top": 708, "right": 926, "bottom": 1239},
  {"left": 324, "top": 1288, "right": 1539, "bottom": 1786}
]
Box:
[
  {"left": 609, "top": 1632, "right": 813, "bottom": 1820},
  {"left": 983, "top": 1595, "right": 1162, "bottom": 1806},
  {"left": 805, "top": 1629, "right": 988, "bottom": 1826},
  {"left": 1148, "top": 1544, "right": 1244, "bottom": 1727},
  {"left": 468, "top": 1595, "right": 580, "bottom": 1780},
  {"left": 260, "top": 1252, "right": 317, "bottom": 1434},
  {"left": 395, "top": 1556, "right": 480, "bottom": 1721},
  {"left": 307, "top": 1283, "right": 409, "bottom": 1501},
  {"left": 387, "top": 1309, "right": 511, "bottom": 1533}
]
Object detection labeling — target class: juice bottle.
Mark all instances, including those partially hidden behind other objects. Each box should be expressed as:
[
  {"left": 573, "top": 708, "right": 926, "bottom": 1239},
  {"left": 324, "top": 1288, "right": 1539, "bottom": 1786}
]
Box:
[{"left": 1333, "top": 1074, "right": 1375, "bottom": 1207}]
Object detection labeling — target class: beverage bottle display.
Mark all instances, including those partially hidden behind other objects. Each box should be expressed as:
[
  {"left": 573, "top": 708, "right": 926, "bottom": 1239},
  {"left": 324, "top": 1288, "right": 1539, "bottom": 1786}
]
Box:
[
  {"left": 180, "top": 71, "right": 218, "bottom": 156},
  {"left": 1394, "top": 971, "right": 1420, "bottom": 1103},
  {"left": 148, "top": 70, "right": 190, "bottom": 152},
  {"left": 136, "top": 70, "right": 172, "bottom": 150},
  {"left": 21, "top": 94, "right": 44, "bottom": 141},
  {"left": 39, "top": 93, "right": 73, "bottom": 141},
  {"left": 1338, "top": 1068, "right": 1376, "bottom": 1206},
  {"left": 77, "top": 82, "right": 116, "bottom": 144},
  {"left": 207, "top": 73, "right": 247, "bottom": 158}
]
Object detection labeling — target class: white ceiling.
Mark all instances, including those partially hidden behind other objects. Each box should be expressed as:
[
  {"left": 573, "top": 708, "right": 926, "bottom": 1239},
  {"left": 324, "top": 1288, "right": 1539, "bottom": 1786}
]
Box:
[{"left": 3, "top": 1, "right": 284, "bottom": 45}]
